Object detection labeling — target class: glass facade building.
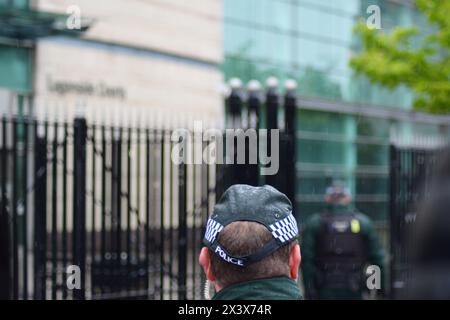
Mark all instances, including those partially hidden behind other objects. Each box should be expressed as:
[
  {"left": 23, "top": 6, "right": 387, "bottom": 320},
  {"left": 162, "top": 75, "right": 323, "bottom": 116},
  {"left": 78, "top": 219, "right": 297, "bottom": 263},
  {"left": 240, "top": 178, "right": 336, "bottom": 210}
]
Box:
[
  {"left": 0, "top": 0, "right": 32, "bottom": 93},
  {"left": 223, "top": 0, "right": 449, "bottom": 225}
]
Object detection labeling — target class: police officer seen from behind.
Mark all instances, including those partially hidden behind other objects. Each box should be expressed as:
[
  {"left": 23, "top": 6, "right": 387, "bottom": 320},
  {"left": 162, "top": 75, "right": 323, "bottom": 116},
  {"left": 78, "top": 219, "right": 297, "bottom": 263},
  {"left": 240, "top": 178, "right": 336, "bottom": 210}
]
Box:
[
  {"left": 301, "top": 181, "right": 385, "bottom": 300},
  {"left": 199, "top": 184, "right": 302, "bottom": 300}
]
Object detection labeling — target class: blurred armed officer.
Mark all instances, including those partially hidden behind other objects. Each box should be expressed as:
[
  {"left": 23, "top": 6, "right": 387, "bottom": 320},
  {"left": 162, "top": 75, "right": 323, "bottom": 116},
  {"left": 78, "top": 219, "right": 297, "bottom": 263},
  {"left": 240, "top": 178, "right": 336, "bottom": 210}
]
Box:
[{"left": 301, "top": 182, "right": 385, "bottom": 299}]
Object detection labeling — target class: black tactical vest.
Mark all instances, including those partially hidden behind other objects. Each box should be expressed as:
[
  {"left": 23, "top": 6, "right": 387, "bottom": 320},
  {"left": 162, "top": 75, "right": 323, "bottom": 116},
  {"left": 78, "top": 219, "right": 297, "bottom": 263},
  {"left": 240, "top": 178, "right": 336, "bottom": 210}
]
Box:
[{"left": 314, "top": 212, "right": 367, "bottom": 291}]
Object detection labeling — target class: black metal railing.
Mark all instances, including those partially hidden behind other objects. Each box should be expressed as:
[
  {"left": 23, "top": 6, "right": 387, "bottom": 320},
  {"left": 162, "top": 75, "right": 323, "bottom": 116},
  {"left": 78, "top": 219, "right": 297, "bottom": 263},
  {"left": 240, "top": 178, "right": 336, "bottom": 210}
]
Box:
[
  {"left": 0, "top": 79, "right": 299, "bottom": 300},
  {"left": 217, "top": 79, "right": 298, "bottom": 206},
  {"left": 0, "top": 117, "right": 216, "bottom": 300}
]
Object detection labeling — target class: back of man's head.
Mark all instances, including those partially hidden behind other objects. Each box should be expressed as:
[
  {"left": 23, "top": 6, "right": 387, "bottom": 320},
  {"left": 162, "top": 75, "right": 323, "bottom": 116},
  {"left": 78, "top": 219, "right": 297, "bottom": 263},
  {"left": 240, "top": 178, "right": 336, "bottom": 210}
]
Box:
[
  {"left": 200, "top": 184, "right": 300, "bottom": 292},
  {"left": 209, "top": 221, "right": 293, "bottom": 288}
]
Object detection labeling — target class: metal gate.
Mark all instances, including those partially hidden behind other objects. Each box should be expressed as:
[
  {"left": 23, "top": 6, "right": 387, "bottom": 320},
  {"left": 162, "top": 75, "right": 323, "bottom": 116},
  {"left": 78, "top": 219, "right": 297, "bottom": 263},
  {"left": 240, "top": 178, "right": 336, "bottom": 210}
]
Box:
[
  {"left": 0, "top": 116, "right": 216, "bottom": 300},
  {"left": 0, "top": 80, "right": 299, "bottom": 300},
  {"left": 216, "top": 80, "right": 297, "bottom": 205}
]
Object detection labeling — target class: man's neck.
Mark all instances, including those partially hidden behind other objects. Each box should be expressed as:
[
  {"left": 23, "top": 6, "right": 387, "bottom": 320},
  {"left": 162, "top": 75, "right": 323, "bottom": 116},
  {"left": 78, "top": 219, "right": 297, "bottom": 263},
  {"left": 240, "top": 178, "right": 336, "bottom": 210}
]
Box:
[{"left": 211, "top": 276, "right": 302, "bottom": 300}]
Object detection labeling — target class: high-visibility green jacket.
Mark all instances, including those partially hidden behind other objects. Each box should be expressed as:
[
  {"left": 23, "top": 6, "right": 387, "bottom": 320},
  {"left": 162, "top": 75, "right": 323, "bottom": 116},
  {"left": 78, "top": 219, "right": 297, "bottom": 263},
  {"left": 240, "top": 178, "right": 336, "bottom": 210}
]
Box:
[{"left": 301, "top": 204, "right": 386, "bottom": 300}]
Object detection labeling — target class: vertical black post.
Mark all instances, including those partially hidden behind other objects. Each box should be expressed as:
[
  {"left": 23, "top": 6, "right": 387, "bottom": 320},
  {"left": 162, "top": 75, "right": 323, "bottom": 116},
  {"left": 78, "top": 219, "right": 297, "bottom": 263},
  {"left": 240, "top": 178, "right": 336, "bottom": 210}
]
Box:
[
  {"left": 110, "top": 129, "right": 117, "bottom": 293},
  {"left": 135, "top": 128, "right": 141, "bottom": 286},
  {"left": 159, "top": 132, "right": 165, "bottom": 299},
  {"left": 214, "top": 160, "right": 225, "bottom": 202},
  {"left": 150, "top": 129, "right": 157, "bottom": 298},
  {"left": 198, "top": 139, "right": 213, "bottom": 299},
  {"left": 265, "top": 78, "right": 279, "bottom": 132},
  {"left": 126, "top": 127, "right": 132, "bottom": 293},
  {"left": 0, "top": 196, "right": 10, "bottom": 299},
  {"left": 73, "top": 117, "right": 87, "bottom": 300},
  {"left": 144, "top": 129, "right": 151, "bottom": 298},
  {"left": 62, "top": 123, "right": 68, "bottom": 299},
  {"left": 34, "top": 121, "right": 47, "bottom": 300},
  {"left": 0, "top": 118, "right": 10, "bottom": 299},
  {"left": 178, "top": 162, "right": 187, "bottom": 300},
  {"left": 223, "top": 79, "right": 242, "bottom": 192},
  {"left": 21, "top": 120, "right": 29, "bottom": 300},
  {"left": 100, "top": 126, "right": 106, "bottom": 295},
  {"left": 199, "top": 154, "right": 209, "bottom": 297},
  {"left": 227, "top": 78, "right": 243, "bottom": 130},
  {"left": 12, "top": 120, "right": 18, "bottom": 299},
  {"left": 265, "top": 77, "right": 279, "bottom": 188},
  {"left": 248, "top": 80, "right": 261, "bottom": 131},
  {"left": 168, "top": 139, "right": 174, "bottom": 300},
  {"left": 190, "top": 161, "right": 196, "bottom": 300},
  {"left": 51, "top": 124, "right": 58, "bottom": 300},
  {"left": 284, "top": 80, "right": 297, "bottom": 211},
  {"left": 111, "top": 128, "right": 123, "bottom": 293},
  {"left": 91, "top": 125, "right": 97, "bottom": 283},
  {"left": 246, "top": 80, "right": 261, "bottom": 186}
]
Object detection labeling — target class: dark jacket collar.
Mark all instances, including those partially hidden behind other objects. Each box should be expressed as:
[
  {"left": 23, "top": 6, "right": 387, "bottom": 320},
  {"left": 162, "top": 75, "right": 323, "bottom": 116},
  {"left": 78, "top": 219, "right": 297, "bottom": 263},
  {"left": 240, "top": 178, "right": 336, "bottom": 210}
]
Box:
[{"left": 212, "top": 276, "right": 302, "bottom": 300}]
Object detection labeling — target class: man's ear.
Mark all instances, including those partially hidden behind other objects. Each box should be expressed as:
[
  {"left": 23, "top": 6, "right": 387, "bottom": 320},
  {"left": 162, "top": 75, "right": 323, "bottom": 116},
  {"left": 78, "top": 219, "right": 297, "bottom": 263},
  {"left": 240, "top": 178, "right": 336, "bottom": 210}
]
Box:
[
  {"left": 289, "top": 243, "right": 301, "bottom": 280},
  {"left": 199, "top": 247, "right": 216, "bottom": 282}
]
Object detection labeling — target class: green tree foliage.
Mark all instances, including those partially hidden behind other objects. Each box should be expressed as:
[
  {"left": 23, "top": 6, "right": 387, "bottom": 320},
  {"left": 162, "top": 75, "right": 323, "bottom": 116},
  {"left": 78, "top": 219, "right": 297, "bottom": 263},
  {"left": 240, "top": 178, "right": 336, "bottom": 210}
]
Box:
[{"left": 350, "top": 0, "right": 450, "bottom": 114}]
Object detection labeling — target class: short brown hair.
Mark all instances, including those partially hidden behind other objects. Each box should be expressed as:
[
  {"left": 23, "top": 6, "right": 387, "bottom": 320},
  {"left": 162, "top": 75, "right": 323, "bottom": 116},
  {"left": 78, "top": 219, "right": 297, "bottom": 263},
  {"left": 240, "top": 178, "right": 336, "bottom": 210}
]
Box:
[{"left": 209, "top": 221, "right": 295, "bottom": 288}]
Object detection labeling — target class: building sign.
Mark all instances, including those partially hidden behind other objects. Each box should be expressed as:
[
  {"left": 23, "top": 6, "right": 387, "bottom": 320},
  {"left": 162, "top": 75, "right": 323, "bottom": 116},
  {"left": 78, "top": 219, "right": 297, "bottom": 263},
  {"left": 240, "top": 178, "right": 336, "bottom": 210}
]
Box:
[{"left": 46, "top": 76, "right": 126, "bottom": 100}]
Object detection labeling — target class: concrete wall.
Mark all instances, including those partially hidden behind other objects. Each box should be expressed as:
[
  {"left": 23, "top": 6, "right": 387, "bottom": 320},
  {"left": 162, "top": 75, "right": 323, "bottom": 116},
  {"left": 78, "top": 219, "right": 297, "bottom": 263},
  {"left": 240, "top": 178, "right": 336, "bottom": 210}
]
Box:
[
  {"left": 36, "top": 0, "right": 222, "bottom": 63},
  {"left": 33, "top": 0, "right": 224, "bottom": 127}
]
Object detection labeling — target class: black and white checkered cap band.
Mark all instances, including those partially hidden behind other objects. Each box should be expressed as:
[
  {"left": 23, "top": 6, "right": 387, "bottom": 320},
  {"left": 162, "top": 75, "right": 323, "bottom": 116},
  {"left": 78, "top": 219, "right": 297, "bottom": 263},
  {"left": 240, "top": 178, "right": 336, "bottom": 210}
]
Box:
[
  {"left": 204, "top": 218, "right": 224, "bottom": 244},
  {"left": 269, "top": 213, "right": 298, "bottom": 243}
]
